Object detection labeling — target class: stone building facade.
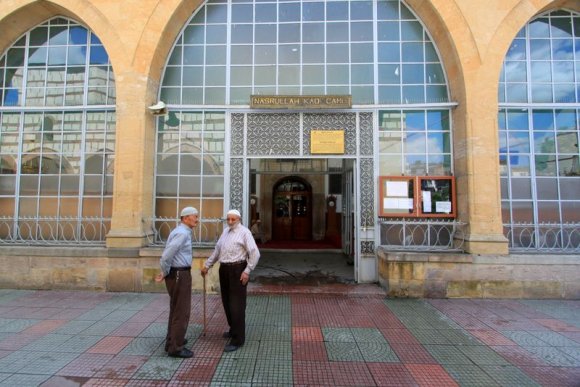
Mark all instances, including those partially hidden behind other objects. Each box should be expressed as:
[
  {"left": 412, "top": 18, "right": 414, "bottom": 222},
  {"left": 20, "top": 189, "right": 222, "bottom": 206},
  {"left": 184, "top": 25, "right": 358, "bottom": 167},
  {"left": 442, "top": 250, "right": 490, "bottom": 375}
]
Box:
[{"left": 0, "top": 0, "right": 578, "bottom": 297}]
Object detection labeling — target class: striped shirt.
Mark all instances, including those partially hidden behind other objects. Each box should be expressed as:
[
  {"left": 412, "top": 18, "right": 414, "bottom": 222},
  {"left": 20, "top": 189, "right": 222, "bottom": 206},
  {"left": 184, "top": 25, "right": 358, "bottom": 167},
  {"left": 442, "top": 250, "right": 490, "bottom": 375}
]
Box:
[
  {"left": 205, "top": 223, "right": 260, "bottom": 275},
  {"left": 159, "top": 223, "right": 193, "bottom": 277}
]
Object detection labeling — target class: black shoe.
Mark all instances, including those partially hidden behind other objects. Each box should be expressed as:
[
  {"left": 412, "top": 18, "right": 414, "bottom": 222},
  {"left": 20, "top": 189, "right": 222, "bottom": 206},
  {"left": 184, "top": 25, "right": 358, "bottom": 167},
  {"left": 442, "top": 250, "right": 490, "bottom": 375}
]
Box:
[
  {"left": 224, "top": 344, "right": 239, "bottom": 352},
  {"left": 168, "top": 348, "right": 194, "bottom": 358},
  {"left": 165, "top": 339, "right": 188, "bottom": 352},
  {"left": 222, "top": 331, "right": 232, "bottom": 338}
]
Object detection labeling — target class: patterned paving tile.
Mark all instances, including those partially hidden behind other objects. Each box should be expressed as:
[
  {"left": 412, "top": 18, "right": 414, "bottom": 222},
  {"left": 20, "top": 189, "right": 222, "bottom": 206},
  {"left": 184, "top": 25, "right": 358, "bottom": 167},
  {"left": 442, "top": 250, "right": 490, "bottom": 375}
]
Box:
[
  {"left": 120, "top": 338, "right": 164, "bottom": 356},
  {"left": 404, "top": 356, "right": 456, "bottom": 385},
  {"left": 443, "top": 363, "right": 500, "bottom": 386},
  {"left": 322, "top": 327, "right": 355, "bottom": 342},
  {"left": 468, "top": 329, "right": 517, "bottom": 346},
  {"left": 292, "top": 341, "right": 328, "bottom": 361},
  {"left": 88, "top": 336, "right": 134, "bottom": 354},
  {"left": 252, "top": 359, "right": 293, "bottom": 385},
  {"left": 83, "top": 378, "right": 131, "bottom": 386},
  {"left": 292, "top": 326, "right": 323, "bottom": 342},
  {"left": 329, "top": 362, "right": 375, "bottom": 386},
  {"left": 325, "top": 341, "right": 364, "bottom": 362},
  {"left": 93, "top": 354, "right": 149, "bottom": 379},
  {"left": 380, "top": 328, "right": 421, "bottom": 345},
  {"left": 367, "top": 363, "right": 417, "bottom": 386},
  {"left": 24, "top": 351, "right": 81, "bottom": 375},
  {"left": 211, "top": 358, "right": 256, "bottom": 384},
  {"left": 292, "top": 360, "right": 334, "bottom": 385},
  {"left": 220, "top": 340, "right": 260, "bottom": 359},
  {"left": 133, "top": 356, "right": 183, "bottom": 380},
  {"left": 0, "top": 373, "right": 51, "bottom": 386},
  {"left": 480, "top": 364, "right": 541, "bottom": 387},
  {"left": 257, "top": 340, "right": 292, "bottom": 361},
  {"left": 521, "top": 345, "right": 580, "bottom": 367},
  {"left": 389, "top": 342, "right": 437, "bottom": 364},
  {"left": 351, "top": 328, "right": 386, "bottom": 343},
  {"left": 56, "top": 353, "right": 114, "bottom": 377},
  {"left": 172, "top": 356, "right": 219, "bottom": 382},
  {"left": 424, "top": 344, "right": 473, "bottom": 365},
  {"left": 357, "top": 341, "right": 399, "bottom": 362},
  {"left": 457, "top": 345, "right": 511, "bottom": 365},
  {"left": 528, "top": 330, "right": 580, "bottom": 347},
  {"left": 520, "top": 365, "right": 580, "bottom": 386}
]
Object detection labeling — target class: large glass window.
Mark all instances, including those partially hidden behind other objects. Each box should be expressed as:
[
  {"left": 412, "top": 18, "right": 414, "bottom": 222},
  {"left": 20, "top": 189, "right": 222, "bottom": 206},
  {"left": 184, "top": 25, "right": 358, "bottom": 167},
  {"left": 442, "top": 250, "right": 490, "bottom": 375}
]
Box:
[
  {"left": 155, "top": 111, "right": 225, "bottom": 242},
  {"left": 160, "top": 0, "right": 448, "bottom": 105},
  {"left": 378, "top": 109, "right": 452, "bottom": 176},
  {"left": 499, "top": 10, "right": 580, "bottom": 251},
  {"left": 0, "top": 18, "right": 115, "bottom": 244}
]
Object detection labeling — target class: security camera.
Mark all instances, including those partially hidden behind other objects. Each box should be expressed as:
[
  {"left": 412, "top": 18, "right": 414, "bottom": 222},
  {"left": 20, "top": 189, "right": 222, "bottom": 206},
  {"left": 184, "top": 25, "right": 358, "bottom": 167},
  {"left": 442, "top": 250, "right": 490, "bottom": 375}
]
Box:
[{"left": 147, "top": 101, "right": 167, "bottom": 116}]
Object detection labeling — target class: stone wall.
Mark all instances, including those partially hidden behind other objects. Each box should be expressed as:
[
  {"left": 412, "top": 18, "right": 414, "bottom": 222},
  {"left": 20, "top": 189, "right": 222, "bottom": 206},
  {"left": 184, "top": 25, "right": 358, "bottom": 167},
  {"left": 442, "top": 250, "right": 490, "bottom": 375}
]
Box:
[
  {"left": 377, "top": 247, "right": 580, "bottom": 299},
  {"left": 0, "top": 247, "right": 220, "bottom": 293}
]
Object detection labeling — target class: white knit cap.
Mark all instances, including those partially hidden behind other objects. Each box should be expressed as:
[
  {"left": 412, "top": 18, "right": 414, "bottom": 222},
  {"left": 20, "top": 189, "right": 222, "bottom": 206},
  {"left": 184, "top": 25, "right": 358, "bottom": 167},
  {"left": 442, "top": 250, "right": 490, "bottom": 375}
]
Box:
[
  {"left": 180, "top": 206, "right": 198, "bottom": 217},
  {"left": 226, "top": 209, "right": 241, "bottom": 218}
]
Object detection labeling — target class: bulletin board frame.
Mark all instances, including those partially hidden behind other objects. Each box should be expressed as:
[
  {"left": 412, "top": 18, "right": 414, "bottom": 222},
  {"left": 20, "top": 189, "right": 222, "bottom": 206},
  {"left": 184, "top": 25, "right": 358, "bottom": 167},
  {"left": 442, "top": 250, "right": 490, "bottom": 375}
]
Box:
[{"left": 378, "top": 176, "right": 456, "bottom": 218}]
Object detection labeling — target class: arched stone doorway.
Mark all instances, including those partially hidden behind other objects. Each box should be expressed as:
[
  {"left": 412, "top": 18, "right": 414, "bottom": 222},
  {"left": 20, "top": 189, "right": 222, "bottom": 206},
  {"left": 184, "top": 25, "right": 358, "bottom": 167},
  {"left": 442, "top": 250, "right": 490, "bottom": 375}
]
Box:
[{"left": 272, "top": 176, "right": 312, "bottom": 241}]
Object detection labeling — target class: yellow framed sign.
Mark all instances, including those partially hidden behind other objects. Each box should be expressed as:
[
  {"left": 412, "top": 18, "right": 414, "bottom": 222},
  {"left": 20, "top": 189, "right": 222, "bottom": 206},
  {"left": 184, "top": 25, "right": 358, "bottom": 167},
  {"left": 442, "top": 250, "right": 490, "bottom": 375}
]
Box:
[{"left": 311, "top": 130, "right": 345, "bottom": 154}]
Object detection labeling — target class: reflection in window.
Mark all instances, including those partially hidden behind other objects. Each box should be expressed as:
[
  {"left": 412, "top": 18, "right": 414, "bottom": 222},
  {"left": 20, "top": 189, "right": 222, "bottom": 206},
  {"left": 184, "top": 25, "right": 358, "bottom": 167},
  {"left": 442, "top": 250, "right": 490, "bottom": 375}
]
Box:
[
  {"left": 499, "top": 9, "right": 580, "bottom": 250},
  {"left": 161, "top": 0, "right": 448, "bottom": 105},
  {"left": 0, "top": 18, "right": 116, "bottom": 243}
]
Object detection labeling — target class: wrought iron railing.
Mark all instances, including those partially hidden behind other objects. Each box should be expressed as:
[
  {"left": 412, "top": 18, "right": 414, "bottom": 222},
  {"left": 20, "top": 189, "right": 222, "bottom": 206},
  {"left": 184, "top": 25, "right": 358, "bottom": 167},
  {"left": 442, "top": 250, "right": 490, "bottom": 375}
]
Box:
[
  {"left": 144, "top": 217, "right": 224, "bottom": 247},
  {"left": 378, "top": 218, "right": 466, "bottom": 252},
  {"left": 505, "top": 222, "right": 580, "bottom": 252},
  {"left": 0, "top": 216, "right": 110, "bottom": 246}
]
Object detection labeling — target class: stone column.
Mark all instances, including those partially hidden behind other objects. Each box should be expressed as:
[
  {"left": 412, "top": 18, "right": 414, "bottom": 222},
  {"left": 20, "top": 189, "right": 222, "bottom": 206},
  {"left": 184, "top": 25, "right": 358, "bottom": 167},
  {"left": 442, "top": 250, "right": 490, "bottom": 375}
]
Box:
[{"left": 106, "top": 72, "right": 157, "bottom": 248}]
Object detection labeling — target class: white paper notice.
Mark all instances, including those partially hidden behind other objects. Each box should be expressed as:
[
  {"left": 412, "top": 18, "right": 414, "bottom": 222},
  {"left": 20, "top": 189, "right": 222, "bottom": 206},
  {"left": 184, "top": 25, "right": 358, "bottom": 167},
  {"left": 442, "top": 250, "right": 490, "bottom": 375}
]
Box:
[
  {"left": 386, "top": 181, "right": 408, "bottom": 197},
  {"left": 436, "top": 201, "right": 452, "bottom": 213},
  {"left": 383, "top": 198, "right": 399, "bottom": 209},
  {"left": 422, "top": 191, "right": 432, "bottom": 212},
  {"left": 403, "top": 198, "right": 414, "bottom": 210}
]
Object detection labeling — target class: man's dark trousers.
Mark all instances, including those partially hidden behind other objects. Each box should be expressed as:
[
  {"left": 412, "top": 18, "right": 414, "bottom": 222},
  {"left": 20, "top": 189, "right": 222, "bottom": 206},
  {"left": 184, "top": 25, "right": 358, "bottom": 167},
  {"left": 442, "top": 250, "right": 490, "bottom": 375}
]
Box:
[
  {"left": 219, "top": 261, "right": 247, "bottom": 346},
  {"left": 165, "top": 268, "right": 191, "bottom": 353}
]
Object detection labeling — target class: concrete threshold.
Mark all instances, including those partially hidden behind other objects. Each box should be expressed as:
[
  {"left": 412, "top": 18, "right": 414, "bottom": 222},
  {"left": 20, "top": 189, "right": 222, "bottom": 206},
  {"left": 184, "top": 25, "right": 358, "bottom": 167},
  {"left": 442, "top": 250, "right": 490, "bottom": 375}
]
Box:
[{"left": 248, "top": 282, "right": 385, "bottom": 297}]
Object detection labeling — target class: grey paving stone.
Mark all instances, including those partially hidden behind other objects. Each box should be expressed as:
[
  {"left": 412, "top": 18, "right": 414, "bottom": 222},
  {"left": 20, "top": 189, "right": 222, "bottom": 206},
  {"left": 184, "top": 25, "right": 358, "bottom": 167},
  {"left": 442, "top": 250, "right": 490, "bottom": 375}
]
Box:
[
  {"left": 528, "top": 331, "right": 580, "bottom": 347},
  {"left": 81, "top": 320, "right": 124, "bottom": 336},
  {"left": 0, "top": 373, "right": 50, "bottom": 386},
  {"left": 55, "top": 335, "right": 103, "bottom": 353},
  {"left": 481, "top": 364, "right": 541, "bottom": 387},
  {"left": 424, "top": 345, "right": 473, "bottom": 365},
  {"left": 439, "top": 329, "right": 483, "bottom": 346},
  {"left": 23, "top": 352, "right": 80, "bottom": 375},
  {"left": 138, "top": 322, "right": 167, "bottom": 338},
  {"left": 522, "top": 346, "right": 580, "bottom": 367},
  {"left": 246, "top": 313, "right": 267, "bottom": 326},
  {"left": 444, "top": 364, "right": 501, "bottom": 386},
  {"left": 0, "top": 373, "right": 10, "bottom": 383},
  {"left": 120, "top": 337, "right": 164, "bottom": 356},
  {"left": 559, "top": 346, "right": 580, "bottom": 361},
  {"left": 257, "top": 340, "right": 292, "bottom": 361},
  {"left": 411, "top": 329, "right": 453, "bottom": 345},
  {"left": 325, "top": 341, "right": 364, "bottom": 362},
  {"left": 20, "top": 334, "right": 73, "bottom": 352},
  {"left": 0, "top": 351, "right": 45, "bottom": 373},
  {"left": 0, "top": 319, "right": 39, "bottom": 333},
  {"left": 100, "top": 309, "right": 138, "bottom": 322},
  {"left": 322, "top": 328, "right": 355, "bottom": 342},
  {"left": 212, "top": 358, "right": 256, "bottom": 384},
  {"left": 52, "top": 320, "right": 95, "bottom": 335},
  {"left": 260, "top": 325, "right": 291, "bottom": 341},
  {"left": 252, "top": 359, "right": 293, "bottom": 385},
  {"left": 503, "top": 331, "right": 549, "bottom": 346},
  {"left": 351, "top": 328, "right": 386, "bottom": 343},
  {"left": 132, "top": 356, "right": 182, "bottom": 380},
  {"left": 357, "top": 341, "right": 399, "bottom": 362},
  {"left": 457, "top": 345, "right": 510, "bottom": 365},
  {"left": 74, "top": 308, "right": 114, "bottom": 321}
]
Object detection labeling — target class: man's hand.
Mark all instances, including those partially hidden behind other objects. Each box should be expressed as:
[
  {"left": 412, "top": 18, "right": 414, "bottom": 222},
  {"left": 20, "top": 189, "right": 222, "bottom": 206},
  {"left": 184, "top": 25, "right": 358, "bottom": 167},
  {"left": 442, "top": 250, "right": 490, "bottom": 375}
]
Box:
[
  {"left": 200, "top": 267, "right": 208, "bottom": 277},
  {"left": 240, "top": 272, "right": 249, "bottom": 286},
  {"left": 155, "top": 272, "right": 164, "bottom": 283}
]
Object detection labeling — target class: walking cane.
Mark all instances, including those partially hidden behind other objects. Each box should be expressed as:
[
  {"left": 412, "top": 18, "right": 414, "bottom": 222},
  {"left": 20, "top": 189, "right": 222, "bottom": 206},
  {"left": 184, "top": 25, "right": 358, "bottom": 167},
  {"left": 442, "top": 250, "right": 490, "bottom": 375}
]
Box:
[{"left": 202, "top": 274, "right": 207, "bottom": 337}]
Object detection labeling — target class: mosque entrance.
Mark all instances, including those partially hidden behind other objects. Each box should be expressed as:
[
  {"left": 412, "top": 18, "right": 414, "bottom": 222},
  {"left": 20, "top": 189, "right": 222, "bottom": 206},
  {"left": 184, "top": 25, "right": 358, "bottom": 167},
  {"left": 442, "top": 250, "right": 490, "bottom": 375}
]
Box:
[{"left": 272, "top": 176, "right": 312, "bottom": 241}]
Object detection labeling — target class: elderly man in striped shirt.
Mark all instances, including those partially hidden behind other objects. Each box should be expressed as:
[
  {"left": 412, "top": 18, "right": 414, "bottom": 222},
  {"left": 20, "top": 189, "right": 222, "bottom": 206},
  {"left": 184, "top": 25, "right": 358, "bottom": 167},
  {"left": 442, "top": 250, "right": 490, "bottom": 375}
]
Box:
[{"left": 201, "top": 209, "right": 260, "bottom": 352}]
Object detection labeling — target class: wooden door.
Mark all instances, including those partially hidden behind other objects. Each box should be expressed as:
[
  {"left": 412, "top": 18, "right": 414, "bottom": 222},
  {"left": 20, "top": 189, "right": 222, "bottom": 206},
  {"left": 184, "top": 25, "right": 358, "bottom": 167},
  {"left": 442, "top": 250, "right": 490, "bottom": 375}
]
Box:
[{"left": 272, "top": 177, "right": 312, "bottom": 241}]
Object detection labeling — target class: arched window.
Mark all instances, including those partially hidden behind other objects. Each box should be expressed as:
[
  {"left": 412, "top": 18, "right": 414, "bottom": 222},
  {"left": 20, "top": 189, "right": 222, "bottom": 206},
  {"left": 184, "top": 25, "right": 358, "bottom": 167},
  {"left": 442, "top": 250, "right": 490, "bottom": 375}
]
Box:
[
  {"left": 499, "top": 10, "right": 580, "bottom": 251},
  {"left": 0, "top": 17, "right": 116, "bottom": 244}
]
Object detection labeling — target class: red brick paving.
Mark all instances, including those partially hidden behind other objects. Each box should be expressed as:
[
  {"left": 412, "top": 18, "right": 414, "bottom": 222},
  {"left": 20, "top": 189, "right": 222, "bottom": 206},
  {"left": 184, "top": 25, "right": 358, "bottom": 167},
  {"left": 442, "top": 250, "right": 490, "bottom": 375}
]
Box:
[
  {"left": 88, "top": 336, "right": 133, "bottom": 354},
  {"left": 292, "top": 326, "right": 324, "bottom": 342},
  {"left": 367, "top": 363, "right": 418, "bottom": 386},
  {"left": 405, "top": 364, "right": 459, "bottom": 387}
]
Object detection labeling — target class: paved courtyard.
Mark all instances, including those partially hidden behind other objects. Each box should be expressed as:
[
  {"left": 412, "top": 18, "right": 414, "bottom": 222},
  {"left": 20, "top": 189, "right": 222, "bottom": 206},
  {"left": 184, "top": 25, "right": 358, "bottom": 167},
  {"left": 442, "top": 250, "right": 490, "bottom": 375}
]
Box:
[{"left": 0, "top": 288, "right": 579, "bottom": 386}]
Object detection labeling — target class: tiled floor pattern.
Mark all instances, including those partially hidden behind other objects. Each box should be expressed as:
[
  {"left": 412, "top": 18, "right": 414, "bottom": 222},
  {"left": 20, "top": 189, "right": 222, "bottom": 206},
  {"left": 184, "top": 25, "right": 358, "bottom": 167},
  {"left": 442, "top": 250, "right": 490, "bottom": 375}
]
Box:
[{"left": 0, "top": 289, "right": 579, "bottom": 386}]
